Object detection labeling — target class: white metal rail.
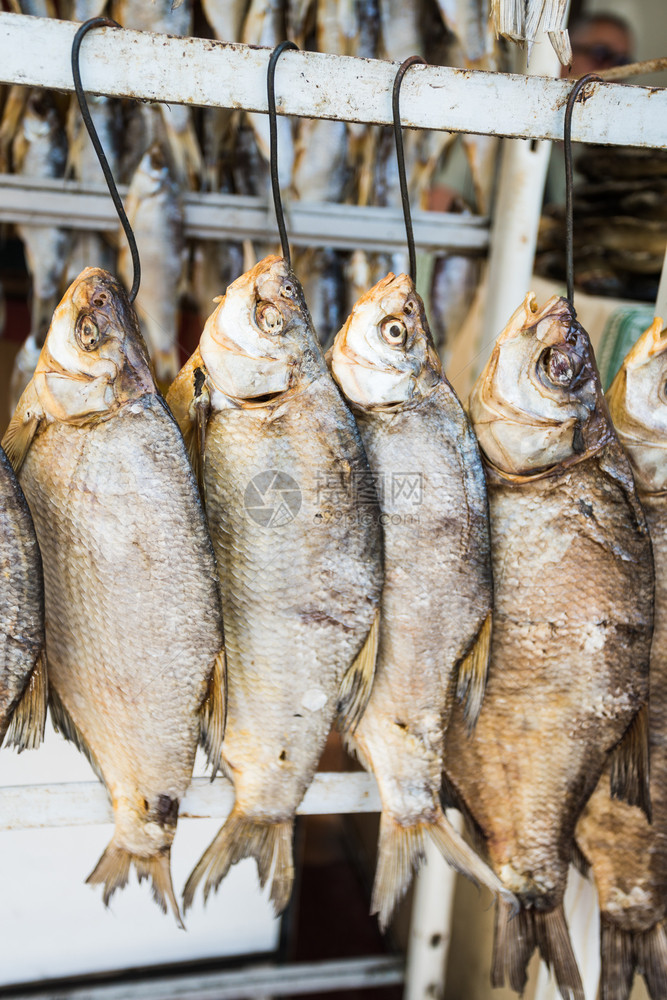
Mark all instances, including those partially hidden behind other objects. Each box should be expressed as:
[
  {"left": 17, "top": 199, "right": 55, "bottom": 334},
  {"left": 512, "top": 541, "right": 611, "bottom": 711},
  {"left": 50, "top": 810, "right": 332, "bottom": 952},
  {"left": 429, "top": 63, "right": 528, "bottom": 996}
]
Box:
[
  {"left": 0, "top": 772, "right": 381, "bottom": 831},
  {"left": 0, "top": 13, "right": 664, "bottom": 147},
  {"left": 0, "top": 175, "right": 489, "bottom": 254}
]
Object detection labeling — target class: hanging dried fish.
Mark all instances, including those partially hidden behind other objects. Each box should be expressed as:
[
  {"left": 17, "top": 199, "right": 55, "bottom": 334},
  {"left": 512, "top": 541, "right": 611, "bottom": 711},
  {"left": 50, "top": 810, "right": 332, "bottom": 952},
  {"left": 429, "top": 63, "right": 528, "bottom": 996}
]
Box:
[
  {"left": 445, "top": 293, "right": 654, "bottom": 1000},
  {"left": 3, "top": 267, "right": 225, "bottom": 922},
  {"left": 168, "top": 254, "right": 383, "bottom": 915},
  {"left": 329, "top": 271, "right": 510, "bottom": 928},
  {"left": 118, "top": 143, "right": 186, "bottom": 389},
  {"left": 575, "top": 318, "right": 667, "bottom": 1000},
  {"left": 11, "top": 89, "right": 71, "bottom": 409}
]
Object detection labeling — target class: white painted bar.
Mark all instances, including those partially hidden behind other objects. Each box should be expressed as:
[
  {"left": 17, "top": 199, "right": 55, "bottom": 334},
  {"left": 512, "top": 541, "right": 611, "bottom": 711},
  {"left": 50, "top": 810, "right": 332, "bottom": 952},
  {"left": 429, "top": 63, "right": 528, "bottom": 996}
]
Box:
[
  {"left": 0, "top": 13, "right": 665, "bottom": 147},
  {"left": 403, "top": 813, "right": 463, "bottom": 1000},
  {"left": 0, "top": 771, "right": 381, "bottom": 831},
  {"left": 0, "top": 175, "right": 489, "bottom": 253},
  {"left": 1, "top": 957, "right": 405, "bottom": 1000}
]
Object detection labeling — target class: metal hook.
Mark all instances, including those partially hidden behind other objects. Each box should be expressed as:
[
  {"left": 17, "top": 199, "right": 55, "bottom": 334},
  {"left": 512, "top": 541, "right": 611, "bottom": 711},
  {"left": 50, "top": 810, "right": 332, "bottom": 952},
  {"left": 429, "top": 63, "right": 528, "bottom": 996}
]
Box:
[
  {"left": 564, "top": 72, "right": 601, "bottom": 308},
  {"left": 392, "top": 55, "right": 425, "bottom": 285},
  {"left": 268, "top": 40, "right": 298, "bottom": 269},
  {"left": 72, "top": 17, "right": 141, "bottom": 303}
]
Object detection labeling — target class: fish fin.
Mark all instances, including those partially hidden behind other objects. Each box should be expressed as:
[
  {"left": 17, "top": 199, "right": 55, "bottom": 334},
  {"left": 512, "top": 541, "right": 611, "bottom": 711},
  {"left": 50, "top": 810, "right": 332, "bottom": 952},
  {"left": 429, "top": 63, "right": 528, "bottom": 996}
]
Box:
[
  {"left": 609, "top": 703, "right": 651, "bottom": 821},
  {"left": 336, "top": 608, "right": 379, "bottom": 733},
  {"left": 49, "top": 685, "right": 105, "bottom": 784},
  {"left": 535, "top": 907, "right": 586, "bottom": 1000},
  {"left": 166, "top": 353, "right": 209, "bottom": 494},
  {"left": 456, "top": 611, "right": 492, "bottom": 730},
  {"left": 3, "top": 647, "right": 47, "bottom": 752},
  {"left": 493, "top": 901, "right": 585, "bottom": 1000},
  {"left": 87, "top": 840, "right": 183, "bottom": 928},
  {"left": 371, "top": 813, "right": 427, "bottom": 931},
  {"left": 439, "top": 774, "right": 489, "bottom": 860},
  {"left": 492, "top": 898, "right": 536, "bottom": 995},
  {"left": 199, "top": 648, "right": 226, "bottom": 773},
  {"left": 2, "top": 399, "right": 42, "bottom": 475},
  {"left": 183, "top": 805, "right": 294, "bottom": 916},
  {"left": 637, "top": 920, "right": 667, "bottom": 1000},
  {"left": 570, "top": 839, "right": 591, "bottom": 878},
  {"left": 372, "top": 806, "right": 514, "bottom": 932},
  {"left": 599, "top": 916, "right": 667, "bottom": 1000}
]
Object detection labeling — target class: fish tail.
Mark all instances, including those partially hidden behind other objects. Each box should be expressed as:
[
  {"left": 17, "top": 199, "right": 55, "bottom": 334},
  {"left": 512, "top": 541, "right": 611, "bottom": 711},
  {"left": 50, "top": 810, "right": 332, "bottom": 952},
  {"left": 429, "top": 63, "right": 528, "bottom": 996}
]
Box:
[
  {"left": 183, "top": 805, "right": 294, "bottom": 916},
  {"left": 371, "top": 813, "right": 427, "bottom": 931},
  {"left": 371, "top": 806, "right": 514, "bottom": 932},
  {"left": 609, "top": 703, "right": 651, "bottom": 821},
  {"left": 3, "top": 647, "right": 47, "bottom": 752},
  {"left": 600, "top": 916, "right": 667, "bottom": 1000},
  {"left": 492, "top": 899, "right": 584, "bottom": 1000},
  {"left": 87, "top": 839, "right": 183, "bottom": 928}
]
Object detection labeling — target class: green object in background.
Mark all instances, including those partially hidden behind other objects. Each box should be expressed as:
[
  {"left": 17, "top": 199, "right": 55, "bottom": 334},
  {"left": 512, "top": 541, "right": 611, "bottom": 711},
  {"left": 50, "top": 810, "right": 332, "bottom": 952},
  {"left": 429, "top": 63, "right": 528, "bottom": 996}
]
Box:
[{"left": 597, "top": 306, "right": 656, "bottom": 391}]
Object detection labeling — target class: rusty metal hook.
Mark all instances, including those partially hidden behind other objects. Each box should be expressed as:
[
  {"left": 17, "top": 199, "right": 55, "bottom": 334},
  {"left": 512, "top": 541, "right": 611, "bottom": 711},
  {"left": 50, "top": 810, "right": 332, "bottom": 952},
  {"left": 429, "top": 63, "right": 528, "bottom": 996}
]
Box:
[
  {"left": 268, "top": 40, "right": 298, "bottom": 269},
  {"left": 392, "top": 55, "right": 426, "bottom": 285},
  {"left": 564, "top": 72, "right": 601, "bottom": 308},
  {"left": 72, "top": 17, "right": 141, "bottom": 303}
]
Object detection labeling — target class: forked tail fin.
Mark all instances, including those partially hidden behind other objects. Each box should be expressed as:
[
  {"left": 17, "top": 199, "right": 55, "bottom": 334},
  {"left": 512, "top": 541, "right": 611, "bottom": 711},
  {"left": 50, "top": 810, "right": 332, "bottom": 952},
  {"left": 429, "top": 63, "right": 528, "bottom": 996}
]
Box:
[
  {"left": 372, "top": 805, "right": 515, "bottom": 932},
  {"left": 600, "top": 916, "right": 667, "bottom": 1000},
  {"left": 183, "top": 805, "right": 294, "bottom": 916},
  {"left": 492, "top": 898, "right": 584, "bottom": 1000},
  {"left": 87, "top": 838, "right": 183, "bottom": 928}
]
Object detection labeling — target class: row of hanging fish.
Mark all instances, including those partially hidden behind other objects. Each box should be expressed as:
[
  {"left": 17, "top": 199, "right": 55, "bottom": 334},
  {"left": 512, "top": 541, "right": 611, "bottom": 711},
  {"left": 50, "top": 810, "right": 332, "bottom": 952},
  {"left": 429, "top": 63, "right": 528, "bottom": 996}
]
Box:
[
  {"left": 0, "top": 238, "right": 665, "bottom": 1000},
  {"left": 2, "top": 0, "right": 514, "bottom": 398}
]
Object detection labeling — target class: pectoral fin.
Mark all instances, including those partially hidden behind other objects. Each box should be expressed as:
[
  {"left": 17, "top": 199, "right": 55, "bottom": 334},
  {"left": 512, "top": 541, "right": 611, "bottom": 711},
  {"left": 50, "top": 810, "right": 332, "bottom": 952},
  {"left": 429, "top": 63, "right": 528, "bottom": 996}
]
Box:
[
  {"left": 456, "top": 611, "right": 492, "bottom": 730},
  {"left": 3, "top": 647, "right": 47, "bottom": 752},
  {"left": 610, "top": 703, "right": 651, "bottom": 821},
  {"left": 166, "top": 352, "right": 210, "bottom": 494},
  {"left": 2, "top": 386, "right": 43, "bottom": 474},
  {"left": 336, "top": 608, "right": 379, "bottom": 733},
  {"left": 49, "top": 685, "right": 104, "bottom": 784},
  {"left": 200, "top": 648, "right": 226, "bottom": 773}
]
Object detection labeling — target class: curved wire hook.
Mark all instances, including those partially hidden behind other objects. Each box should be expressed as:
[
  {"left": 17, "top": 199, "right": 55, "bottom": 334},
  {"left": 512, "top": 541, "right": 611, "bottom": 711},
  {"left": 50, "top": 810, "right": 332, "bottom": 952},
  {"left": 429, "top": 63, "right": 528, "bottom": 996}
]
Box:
[
  {"left": 393, "top": 55, "right": 425, "bottom": 285},
  {"left": 72, "top": 17, "right": 141, "bottom": 303},
  {"left": 268, "top": 40, "right": 298, "bottom": 269},
  {"left": 564, "top": 72, "right": 601, "bottom": 308}
]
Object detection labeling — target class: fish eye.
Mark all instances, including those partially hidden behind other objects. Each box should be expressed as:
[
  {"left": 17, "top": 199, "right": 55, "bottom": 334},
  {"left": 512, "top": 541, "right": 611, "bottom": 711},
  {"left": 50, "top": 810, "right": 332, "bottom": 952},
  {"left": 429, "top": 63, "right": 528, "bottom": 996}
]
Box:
[
  {"left": 255, "top": 300, "right": 284, "bottom": 335},
  {"left": 76, "top": 314, "right": 101, "bottom": 352},
  {"left": 381, "top": 316, "right": 407, "bottom": 347},
  {"left": 540, "top": 347, "right": 574, "bottom": 387}
]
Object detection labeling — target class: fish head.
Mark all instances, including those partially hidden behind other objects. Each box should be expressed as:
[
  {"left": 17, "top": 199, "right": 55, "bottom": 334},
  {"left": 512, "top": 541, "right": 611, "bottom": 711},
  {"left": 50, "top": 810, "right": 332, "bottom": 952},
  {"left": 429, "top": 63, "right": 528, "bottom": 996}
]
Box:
[
  {"left": 607, "top": 317, "right": 667, "bottom": 492},
  {"left": 200, "top": 254, "right": 322, "bottom": 403},
  {"left": 470, "top": 293, "right": 611, "bottom": 476},
  {"left": 33, "top": 267, "right": 155, "bottom": 422},
  {"left": 329, "top": 272, "right": 442, "bottom": 408}
]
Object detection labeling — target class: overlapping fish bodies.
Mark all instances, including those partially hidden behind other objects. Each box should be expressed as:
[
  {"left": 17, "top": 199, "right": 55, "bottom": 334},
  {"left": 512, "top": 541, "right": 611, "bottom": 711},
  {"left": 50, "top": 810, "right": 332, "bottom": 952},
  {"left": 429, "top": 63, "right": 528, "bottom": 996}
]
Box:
[
  {"left": 444, "top": 294, "right": 654, "bottom": 1000},
  {"left": 575, "top": 317, "right": 667, "bottom": 1000},
  {"left": 168, "top": 254, "right": 383, "bottom": 914},
  {"left": 0, "top": 445, "right": 46, "bottom": 753},
  {"left": 329, "top": 272, "right": 510, "bottom": 929},
  {"left": 3, "top": 268, "right": 225, "bottom": 923}
]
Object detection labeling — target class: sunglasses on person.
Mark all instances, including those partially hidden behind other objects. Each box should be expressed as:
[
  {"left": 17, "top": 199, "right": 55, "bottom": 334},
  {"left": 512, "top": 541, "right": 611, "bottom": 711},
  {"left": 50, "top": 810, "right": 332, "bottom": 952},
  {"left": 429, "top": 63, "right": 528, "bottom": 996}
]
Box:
[{"left": 572, "top": 42, "right": 631, "bottom": 68}]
